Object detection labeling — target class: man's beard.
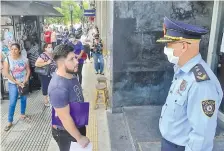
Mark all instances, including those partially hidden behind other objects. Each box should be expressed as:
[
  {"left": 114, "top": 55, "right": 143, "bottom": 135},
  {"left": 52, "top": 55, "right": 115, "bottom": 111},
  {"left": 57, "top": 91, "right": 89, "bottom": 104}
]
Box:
[{"left": 65, "top": 66, "right": 77, "bottom": 74}]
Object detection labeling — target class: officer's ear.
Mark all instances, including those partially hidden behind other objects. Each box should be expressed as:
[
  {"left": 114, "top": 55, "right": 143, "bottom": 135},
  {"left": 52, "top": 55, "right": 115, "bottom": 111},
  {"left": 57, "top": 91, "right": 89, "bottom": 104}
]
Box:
[{"left": 182, "top": 42, "right": 189, "bottom": 51}]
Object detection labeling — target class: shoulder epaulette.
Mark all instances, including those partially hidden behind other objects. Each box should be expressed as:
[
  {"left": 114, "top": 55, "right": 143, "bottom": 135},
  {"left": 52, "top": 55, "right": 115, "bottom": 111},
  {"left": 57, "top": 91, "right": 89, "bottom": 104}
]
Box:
[{"left": 191, "top": 64, "right": 210, "bottom": 82}]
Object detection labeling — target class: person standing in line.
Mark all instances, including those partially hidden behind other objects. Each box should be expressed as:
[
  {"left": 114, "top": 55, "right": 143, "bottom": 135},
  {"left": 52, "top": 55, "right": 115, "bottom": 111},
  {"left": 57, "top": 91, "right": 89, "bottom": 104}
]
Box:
[
  {"left": 157, "top": 17, "right": 223, "bottom": 151},
  {"left": 3, "top": 43, "right": 31, "bottom": 131},
  {"left": 68, "top": 34, "right": 85, "bottom": 85},
  {"left": 35, "top": 43, "right": 56, "bottom": 107},
  {"left": 48, "top": 44, "right": 90, "bottom": 151},
  {"left": 51, "top": 28, "right": 57, "bottom": 49},
  {"left": 44, "top": 26, "right": 52, "bottom": 44},
  {"left": 27, "top": 40, "right": 40, "bottom": 93},
  {"left": 81, "top": 34, "right": 91, "bottom": 63},
  {"left": 92, "top": 34, "right": 104, "bottom": 75}
]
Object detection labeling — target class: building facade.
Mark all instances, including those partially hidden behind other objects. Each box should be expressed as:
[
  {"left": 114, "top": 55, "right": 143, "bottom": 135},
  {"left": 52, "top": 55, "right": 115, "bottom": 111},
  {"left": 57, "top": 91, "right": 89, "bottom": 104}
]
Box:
[{"left": 94, "top": 1, "right": 224, "bottom": 126}]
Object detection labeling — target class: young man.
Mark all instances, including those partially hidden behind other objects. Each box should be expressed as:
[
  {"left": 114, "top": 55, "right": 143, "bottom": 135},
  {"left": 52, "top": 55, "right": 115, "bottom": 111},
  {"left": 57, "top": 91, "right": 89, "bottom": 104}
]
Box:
[
  {"left": 157, "top": 17, "right": 223, "bottom": 151},
  {"left": 48, "top": 44, "right": 90, "bottom": 151}
]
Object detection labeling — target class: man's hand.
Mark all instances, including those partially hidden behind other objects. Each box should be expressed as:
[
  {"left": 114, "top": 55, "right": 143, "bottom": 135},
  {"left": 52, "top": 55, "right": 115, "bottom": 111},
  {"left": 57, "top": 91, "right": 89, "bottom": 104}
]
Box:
[
  {"left": 77, "top": 135, "right": 90, "bottom": 148},
  {"left": 77, "top": 55, "right": 82, "bottom": 59},
  {"left": 75, "top": 54, "right": 81, "bottom": 59}
]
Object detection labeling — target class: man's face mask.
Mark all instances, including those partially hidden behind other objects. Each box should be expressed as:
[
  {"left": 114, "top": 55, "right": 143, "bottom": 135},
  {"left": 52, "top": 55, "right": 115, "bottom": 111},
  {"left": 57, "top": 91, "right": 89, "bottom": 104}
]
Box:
[
  {"left": 164, "top": 46, "right": 179, "bottom": 65},
  {"left": 69, "top": 38, "right": 75, "bottom": 42},
  {"left": 164, "top": 42, "right": 187, "bottom": 65}
]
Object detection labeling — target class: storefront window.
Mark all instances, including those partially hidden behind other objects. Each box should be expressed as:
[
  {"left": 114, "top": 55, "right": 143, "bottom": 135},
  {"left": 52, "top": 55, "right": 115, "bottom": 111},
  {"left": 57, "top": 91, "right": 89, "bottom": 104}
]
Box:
[{"left": 1, "top": 17, "right": 14, "bottom": 56}]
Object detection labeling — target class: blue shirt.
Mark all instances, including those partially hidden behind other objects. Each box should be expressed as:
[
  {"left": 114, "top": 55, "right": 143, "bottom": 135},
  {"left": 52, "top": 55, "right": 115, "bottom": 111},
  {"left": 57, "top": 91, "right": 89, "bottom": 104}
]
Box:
[
  {"left": 159, "top": 54, "right": 223, "bottom": 151},
  {"left": 48, "top": 73, "right": 84, "bottom": 108},
  {"left": 48, "top": 73, "right": 84, "bottom": 129},
  {"left": 69, "top": 41, "right": 84, "bottom": 64}
]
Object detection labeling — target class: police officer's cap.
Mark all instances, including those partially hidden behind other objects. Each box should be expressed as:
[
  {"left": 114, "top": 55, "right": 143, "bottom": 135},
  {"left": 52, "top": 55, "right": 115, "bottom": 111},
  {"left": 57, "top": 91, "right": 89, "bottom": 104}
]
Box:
[{"left": 157, "top": 16, "right": 209, "bottom": 43}]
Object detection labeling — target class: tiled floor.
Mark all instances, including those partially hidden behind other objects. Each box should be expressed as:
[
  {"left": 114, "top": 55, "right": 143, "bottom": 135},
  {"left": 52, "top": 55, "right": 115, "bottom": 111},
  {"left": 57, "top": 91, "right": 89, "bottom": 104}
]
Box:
[{"left": 1, "top": 90, "right": 52, "bottom": 151}]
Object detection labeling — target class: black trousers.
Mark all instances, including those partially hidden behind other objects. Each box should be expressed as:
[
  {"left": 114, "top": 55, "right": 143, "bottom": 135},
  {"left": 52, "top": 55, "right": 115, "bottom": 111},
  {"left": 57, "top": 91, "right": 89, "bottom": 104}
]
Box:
[
  {"left": 83, "top": 45, "right": 91, "bottom": 60},
  {"left": 161, "top": 138, "right": 185, "bottom": 151},
  {"left": 52, "top": 126, "right": 86, "bottom": 151},
  {"left": 1, "top": 74, "right": 4, "bottom": 99},
  {"left": 75, "top": 63, "right": 83, "bottom": 85},
  {"left": 29, "top": 67, "right": 41, "bottom": 93}
]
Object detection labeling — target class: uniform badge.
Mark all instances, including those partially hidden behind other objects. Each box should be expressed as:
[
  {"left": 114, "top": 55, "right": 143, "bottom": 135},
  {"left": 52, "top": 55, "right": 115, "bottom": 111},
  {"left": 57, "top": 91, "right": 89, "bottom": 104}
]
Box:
[
  {"left": 191, "top": 64, "right": 210, "bottom": 82},
  {"left": 179, "top": 80, "right": 187, "bottom": 92},
  {"left": 176, "top": 80, "right": 187, "bottom": 95},
  {"left": 202, "top": 100, "right": 215, "bottom": 117}
]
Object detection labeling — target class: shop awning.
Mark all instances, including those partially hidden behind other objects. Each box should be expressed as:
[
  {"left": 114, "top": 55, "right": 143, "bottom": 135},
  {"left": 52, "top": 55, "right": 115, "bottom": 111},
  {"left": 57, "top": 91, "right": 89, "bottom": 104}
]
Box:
[{"left": 1, "top": 1, "right": 63, "bottom": 17}]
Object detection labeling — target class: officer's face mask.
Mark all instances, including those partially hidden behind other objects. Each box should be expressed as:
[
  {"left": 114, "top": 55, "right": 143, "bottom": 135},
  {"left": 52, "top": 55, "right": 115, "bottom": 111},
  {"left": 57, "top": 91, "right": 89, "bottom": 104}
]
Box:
[
  {"left": 164, "top": 46, "right": 179, "bottom": 65},
  {"left": 164, "top": 42, "right": 187, "bottom": 65}
]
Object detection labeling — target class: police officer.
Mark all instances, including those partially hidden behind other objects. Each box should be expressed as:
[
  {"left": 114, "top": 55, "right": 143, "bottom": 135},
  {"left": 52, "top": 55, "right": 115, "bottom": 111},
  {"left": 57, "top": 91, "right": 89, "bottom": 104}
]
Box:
[{"left": 157, "top": 16, "right": 223, "bottom": 151}]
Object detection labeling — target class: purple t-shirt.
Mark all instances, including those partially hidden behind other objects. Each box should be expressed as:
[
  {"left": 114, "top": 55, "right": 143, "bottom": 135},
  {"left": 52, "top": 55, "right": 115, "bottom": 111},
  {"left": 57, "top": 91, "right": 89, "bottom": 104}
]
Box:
[
  {"left": 48, "top": 73, "right": 84, "bottom": 108},
  {"left": 69, "top": 41, "right": 84, "bottom": 64}
]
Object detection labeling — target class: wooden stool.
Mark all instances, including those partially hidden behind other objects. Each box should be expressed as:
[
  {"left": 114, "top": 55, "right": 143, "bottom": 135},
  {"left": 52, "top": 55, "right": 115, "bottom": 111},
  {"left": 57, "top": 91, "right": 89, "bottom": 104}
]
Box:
[
  {"left": 94, "top": 83, "right": 108, "bottom": 110},
  {"left": 97, "top": 76, "right": 107, "bottom": 87}
]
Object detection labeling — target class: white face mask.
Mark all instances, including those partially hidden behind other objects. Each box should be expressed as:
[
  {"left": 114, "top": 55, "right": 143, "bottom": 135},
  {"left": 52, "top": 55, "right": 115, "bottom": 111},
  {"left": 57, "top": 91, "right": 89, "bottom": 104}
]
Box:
[
  {"left": 164, "top": 46, "right": 179, "bottom": 65},
  {"left": 69, "top": 38, "right": 75, "bottom": 42},
  {"left": 47, "top": 48, "right": 53, "bottom": 53}
]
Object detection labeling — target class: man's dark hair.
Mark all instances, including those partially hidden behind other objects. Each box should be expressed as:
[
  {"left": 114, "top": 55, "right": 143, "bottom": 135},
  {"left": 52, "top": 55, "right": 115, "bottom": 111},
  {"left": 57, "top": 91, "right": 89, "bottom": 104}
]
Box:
[{"left": 53, "top": 44, "right": 74, "bottom": 61}]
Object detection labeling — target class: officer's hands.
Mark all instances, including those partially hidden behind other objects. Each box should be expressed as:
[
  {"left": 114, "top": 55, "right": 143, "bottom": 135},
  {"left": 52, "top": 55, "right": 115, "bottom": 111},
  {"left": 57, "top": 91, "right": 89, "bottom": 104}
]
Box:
[{"left": 77, "top": 135, "right": 90, "bottom": 148}]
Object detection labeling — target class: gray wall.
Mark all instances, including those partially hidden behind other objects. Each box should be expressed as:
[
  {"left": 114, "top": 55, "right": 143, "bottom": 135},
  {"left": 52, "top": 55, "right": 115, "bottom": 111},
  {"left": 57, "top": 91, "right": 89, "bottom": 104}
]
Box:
[{"left": 112, "top": 1, "right": 214, "bottom": 112}]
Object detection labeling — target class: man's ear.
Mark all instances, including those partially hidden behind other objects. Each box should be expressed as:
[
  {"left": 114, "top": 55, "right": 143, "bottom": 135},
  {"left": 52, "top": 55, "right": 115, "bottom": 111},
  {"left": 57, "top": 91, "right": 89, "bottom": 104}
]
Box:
[{"left": 182, "top": 42, "right": 188, "bottom": 51}]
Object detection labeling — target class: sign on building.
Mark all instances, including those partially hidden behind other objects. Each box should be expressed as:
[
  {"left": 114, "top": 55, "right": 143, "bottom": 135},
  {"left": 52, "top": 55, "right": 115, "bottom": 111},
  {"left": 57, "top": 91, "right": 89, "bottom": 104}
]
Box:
[{"left": 84, "top": 9, "right": 96, "bottom": 17}]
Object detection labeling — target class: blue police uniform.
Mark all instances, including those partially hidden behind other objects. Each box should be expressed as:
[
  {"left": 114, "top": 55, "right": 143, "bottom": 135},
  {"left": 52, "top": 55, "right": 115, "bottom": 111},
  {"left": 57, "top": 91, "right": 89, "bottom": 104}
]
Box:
[{"left": 157, "top": 17, "right": 223, "bottom": 151}]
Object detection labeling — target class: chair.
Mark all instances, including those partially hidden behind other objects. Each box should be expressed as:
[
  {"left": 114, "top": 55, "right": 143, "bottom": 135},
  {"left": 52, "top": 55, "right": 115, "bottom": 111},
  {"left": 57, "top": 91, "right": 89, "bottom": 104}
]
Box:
[{"left": 94, "top": 83, "right": 108, "bottom": 110}]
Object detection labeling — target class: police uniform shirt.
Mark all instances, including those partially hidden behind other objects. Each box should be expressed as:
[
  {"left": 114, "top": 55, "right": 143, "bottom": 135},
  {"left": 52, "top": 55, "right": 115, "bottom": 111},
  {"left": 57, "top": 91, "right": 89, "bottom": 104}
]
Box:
[{"left": 159, "top": 54, "right": 223, "bottom": 151}]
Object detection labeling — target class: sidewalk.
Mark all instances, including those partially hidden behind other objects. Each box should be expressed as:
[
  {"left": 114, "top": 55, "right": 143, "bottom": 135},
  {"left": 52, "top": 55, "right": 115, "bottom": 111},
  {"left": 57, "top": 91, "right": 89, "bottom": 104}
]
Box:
[{"left": 1, "top": 61, "right": 111, "bottom": 151}]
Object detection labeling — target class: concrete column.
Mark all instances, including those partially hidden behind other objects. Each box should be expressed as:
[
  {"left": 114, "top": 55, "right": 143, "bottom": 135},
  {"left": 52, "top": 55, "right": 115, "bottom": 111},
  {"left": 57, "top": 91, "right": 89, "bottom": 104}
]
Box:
[
  {"left": 95, "top": 0, "right": 101, "bottom": 30},
  {"left": 101, "top": 1, "right": 107, "bottom": 44},
  {"left": 98, "top": 1, "right": 102, "bottom": 32},
  {"left": 106, "top": 1, "right": 114, "bottom": 112},
  {"left": 207, "top": 1, "right": 224, "bottom": 71}
]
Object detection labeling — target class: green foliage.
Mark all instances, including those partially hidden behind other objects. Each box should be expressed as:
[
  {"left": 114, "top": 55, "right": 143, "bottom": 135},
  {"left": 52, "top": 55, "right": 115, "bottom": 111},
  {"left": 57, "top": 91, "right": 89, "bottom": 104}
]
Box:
[{"left": 45, "top": 0, "right": 89, "bottom": 25}]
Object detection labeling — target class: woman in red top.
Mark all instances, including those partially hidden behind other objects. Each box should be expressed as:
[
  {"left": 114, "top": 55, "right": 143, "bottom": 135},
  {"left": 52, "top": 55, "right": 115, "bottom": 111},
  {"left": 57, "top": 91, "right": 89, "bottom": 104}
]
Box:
[{"left": 44, "top": 27, "right": 52, "bottom": 44}]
